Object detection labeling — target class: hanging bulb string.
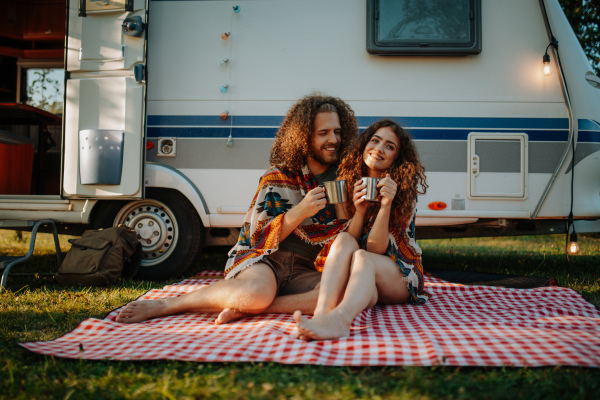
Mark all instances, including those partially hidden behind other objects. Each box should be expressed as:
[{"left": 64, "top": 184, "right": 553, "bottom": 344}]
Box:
[
  {"left": 225, "top": 4, "right": 237, "bottom": 144},
  {"left": 544, "top": 36, "right": 558, "bottom": 58}
]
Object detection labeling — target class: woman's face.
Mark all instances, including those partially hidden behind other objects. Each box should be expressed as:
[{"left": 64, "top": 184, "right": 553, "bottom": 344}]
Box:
[{"left": 362, "top": 126, "right": 400, "bottom": 176}]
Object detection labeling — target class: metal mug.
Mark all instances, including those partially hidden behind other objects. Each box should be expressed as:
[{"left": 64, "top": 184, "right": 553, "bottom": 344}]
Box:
[
  {"left": 322, "top": 180, "right": 348, "bottom": 204},
  {"left": 362, "top": 177, "right": 380, "bottom": 201}
]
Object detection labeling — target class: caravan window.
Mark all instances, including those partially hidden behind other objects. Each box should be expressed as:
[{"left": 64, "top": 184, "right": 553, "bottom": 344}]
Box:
[{"left": 366, "top": 0, "right": 481, "bottom": 55}]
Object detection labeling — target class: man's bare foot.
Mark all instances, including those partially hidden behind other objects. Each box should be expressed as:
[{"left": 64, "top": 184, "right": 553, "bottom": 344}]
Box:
[
  {"left": 215, "top": 308, "right": 249, "bottom": 325},
  {"left": 292, "top": 309, "right": 352, "bottom": 340},
  {"left": 115, "top": 299, "right": 171, "bottom": 324}
]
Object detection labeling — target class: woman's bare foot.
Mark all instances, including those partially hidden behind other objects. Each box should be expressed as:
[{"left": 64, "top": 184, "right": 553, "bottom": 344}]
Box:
[
  {"left": 115, "top": 299, "right": 172, "bottom": 324},
  {"left": 293, "top": 309, "right": 352, "bottom": 340},
  {"left": 215, "top": 308, "right": 249, "bottom": 325}
]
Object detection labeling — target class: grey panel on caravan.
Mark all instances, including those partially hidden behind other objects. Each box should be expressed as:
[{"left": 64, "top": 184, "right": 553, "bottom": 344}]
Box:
[{"left": 146, "top": 138, "right": 565, "bottom": 175}]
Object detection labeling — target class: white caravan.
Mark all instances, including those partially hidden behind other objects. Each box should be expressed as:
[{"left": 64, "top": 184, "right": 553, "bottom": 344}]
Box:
[{"left": 0, "top": 0, "right": 599, "bottom": 280}]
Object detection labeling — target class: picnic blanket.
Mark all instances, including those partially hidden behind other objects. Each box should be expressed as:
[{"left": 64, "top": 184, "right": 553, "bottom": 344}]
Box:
[{"left": 20, "top": 271, "right": 600, "bottom": 367}]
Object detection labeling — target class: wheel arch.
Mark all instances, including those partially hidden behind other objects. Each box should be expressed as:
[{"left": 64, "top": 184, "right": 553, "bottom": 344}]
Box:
[{"left": 143, "top": 162, "right": 211, "bottom": 227}]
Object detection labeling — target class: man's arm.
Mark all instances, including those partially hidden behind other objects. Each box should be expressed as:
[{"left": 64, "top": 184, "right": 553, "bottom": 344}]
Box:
[{"left": 277, "top": 186, "right": 328, "bottom": 242}]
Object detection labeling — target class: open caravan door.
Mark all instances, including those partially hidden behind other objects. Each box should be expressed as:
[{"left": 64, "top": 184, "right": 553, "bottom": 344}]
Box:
[{"left": 63, "top": 0, "right": 146, "bottom": 199}]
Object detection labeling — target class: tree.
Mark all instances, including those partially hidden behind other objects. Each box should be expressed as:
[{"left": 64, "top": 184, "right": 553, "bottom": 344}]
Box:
[
  {"left": 559, "top": 0, "right": 600, "bottom": 74},
  {"left": 26, "top": 69, "right": 63, "bottom": 114}
]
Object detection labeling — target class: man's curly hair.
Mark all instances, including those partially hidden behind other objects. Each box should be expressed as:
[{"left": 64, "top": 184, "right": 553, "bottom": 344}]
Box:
[
  {"left": 270, "top": 94, "right": 358, "bottom": 170},
  {"left": 338, "top": 119, "right": 428, "bottom": 222}
]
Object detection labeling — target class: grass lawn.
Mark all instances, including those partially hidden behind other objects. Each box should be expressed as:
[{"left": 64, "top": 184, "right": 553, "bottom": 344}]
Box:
[{"left": 1, "top": 230, "right": 599, "bottom": 399}]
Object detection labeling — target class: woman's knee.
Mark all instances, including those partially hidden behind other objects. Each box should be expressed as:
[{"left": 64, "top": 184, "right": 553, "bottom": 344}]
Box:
[{"left": 349, "top": 249, "right": 376, "bottom": 275}]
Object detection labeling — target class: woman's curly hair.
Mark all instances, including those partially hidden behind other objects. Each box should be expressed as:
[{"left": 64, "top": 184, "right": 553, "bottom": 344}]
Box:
[
  {"left": 270, "top": 94, "right": 359, "bottom": 170},
  {"left": 338, "top": 119, "right": 428, "bottom": 221}
]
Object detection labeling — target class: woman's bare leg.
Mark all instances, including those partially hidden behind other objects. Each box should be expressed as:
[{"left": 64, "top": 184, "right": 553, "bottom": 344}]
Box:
[
  {"left": 295, "top": 250, "right": 410, "bottom": 340},
  {"left": 313, "top": 232, "right": 359, "bottom": 317},
  {"left": 116, "top": 263, "right": 277, "bottom": 323}
]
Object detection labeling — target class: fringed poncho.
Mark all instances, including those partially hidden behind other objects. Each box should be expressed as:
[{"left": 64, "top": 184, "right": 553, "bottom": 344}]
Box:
[{"left": 225, "top": 165, "right": 350, "bottom": 279}]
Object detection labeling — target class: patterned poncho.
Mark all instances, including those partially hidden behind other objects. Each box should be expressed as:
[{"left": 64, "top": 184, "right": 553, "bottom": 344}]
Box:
[
  {"left": 359, "top": 205, "right": 431, "bottom": 304},
  {"left": 225, "top": 165, "right": 350, "bottom": 279}
]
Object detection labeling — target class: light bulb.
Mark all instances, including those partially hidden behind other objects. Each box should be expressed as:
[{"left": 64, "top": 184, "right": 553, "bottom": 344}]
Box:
[
  {"left": 220, "top": 110, "right": 229, "bottom": 120},
  {"left": 543, "top": 53, "right": 551, "bottom": 76},
  {"left": 233, "top": 5, "right": 241, "bottom": 13},
  {"left": 220, "top": 84, "right": 229, "bottom": 93},
  {"left": 568, "top": 241, "right": 580, "bottom": 255},
  {"left": 567, "top": 231, "right": 580, "bottom": 255},
  {"left": 221, "top": 32, "right": 230, "bottom": 40}
]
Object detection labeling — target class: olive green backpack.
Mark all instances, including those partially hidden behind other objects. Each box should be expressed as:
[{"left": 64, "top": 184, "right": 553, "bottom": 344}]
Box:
[{"left": 56, "top": 226, "right": 142, "bottom": 286}]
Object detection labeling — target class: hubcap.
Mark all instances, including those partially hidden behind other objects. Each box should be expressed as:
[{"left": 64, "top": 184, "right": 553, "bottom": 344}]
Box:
[{"left": 114, "top": 200, "right": 178, "bottom": 267}]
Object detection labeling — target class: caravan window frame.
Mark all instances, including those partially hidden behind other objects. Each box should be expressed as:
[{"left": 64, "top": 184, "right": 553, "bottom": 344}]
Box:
[{"left": 366, "top": 0, "right": 482, "bottom": 56}]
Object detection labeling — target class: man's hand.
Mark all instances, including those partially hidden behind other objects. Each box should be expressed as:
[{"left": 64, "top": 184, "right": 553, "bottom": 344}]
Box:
[
  {"left": 278, "top": 186, "right": 327, "bottom": 242},
  {"left": 296, "top": 186, "right": 328, "bottom": 220}
]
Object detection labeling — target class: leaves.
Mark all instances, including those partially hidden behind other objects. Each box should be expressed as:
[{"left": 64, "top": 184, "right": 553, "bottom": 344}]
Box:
[{"left": 559, "top": 0, "right": 600, "bottom": 74}]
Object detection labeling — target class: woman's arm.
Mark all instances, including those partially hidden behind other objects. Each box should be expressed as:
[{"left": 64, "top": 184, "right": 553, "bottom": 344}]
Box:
[
  {"left": 343, "top": 179, "right": 369, "bottom": 240},
  {"left": 365, "top": 174, "right": 397, "bottom": 254}
]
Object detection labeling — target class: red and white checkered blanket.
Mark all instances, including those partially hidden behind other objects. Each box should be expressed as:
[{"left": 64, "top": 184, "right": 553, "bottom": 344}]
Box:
[{"left": 20, "top": 272, "right": 600, "bottom": 367}]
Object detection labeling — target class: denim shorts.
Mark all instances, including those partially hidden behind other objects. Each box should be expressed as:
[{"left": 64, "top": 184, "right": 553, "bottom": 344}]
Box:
[{"left": 261, "top": 248, "right": 321, "bottom": 296}]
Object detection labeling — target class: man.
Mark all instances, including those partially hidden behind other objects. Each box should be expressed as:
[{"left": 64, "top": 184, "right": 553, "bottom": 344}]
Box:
[{"left": 116, "top": 93, "right": 358, "bottom": 324}]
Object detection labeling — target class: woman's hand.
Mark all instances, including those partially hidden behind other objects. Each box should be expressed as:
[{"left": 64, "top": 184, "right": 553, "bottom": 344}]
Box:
[
  {"left": 378, "top": 174, "right": 397, "bottom": 208},
  {"left": 353, "top": 179, "right": 369, "bottom": 215}
]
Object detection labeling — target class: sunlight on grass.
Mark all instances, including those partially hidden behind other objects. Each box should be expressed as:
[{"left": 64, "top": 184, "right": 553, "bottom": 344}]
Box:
[{"left": 1, "top": 229, "right": 599, "bottom": 399}]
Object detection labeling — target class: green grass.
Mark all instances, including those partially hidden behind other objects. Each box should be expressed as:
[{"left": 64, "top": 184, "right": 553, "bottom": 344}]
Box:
[{"left": 1, "top": 230, "right": 599, "bottom": 399}]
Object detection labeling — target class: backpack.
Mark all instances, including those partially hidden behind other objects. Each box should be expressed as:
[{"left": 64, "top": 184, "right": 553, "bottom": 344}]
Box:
[{"left": 55, "top": 225, "right": 142, "bottom": 286}]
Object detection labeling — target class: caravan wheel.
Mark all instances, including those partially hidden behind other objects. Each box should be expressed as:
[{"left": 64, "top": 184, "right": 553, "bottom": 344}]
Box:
[{"left": 93, "top": 189, "right": 205, "bottom": 280}]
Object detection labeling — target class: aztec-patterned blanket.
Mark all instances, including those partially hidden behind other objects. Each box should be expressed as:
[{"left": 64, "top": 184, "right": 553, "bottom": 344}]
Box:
[
  {"left": 224, "top": 165, "right": 349, "bottom": 278},
  {"left": 20, "top": 271, "right": 600, "bottom": 367}
]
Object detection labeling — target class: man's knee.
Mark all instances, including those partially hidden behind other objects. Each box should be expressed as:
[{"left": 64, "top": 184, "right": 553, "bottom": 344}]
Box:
[{"left": 232, "top": 264, "right": 278, "bottom": 311}]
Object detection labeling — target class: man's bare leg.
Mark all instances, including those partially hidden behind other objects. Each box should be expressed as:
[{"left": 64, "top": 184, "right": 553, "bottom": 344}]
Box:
[
  {"left": 215, "top": 287, "right": 320, "bottom": 324},
  {"left": 116, "top": 263, "right": 277, "bottom": 324}
]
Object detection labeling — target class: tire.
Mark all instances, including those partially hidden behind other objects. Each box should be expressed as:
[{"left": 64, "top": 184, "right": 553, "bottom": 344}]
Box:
[{"left": 92, "top": 188, "right": 205, "bottom": 280}]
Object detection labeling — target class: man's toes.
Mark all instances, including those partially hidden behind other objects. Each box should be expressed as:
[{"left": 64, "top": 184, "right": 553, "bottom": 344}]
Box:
[{"left": 293, "top": 310, "right": 305, "bottom": 323}]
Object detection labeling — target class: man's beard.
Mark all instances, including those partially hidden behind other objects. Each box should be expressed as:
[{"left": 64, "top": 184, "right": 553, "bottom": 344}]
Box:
[{"left": 309, "top": 146, "right": 339, "bottom": 166}]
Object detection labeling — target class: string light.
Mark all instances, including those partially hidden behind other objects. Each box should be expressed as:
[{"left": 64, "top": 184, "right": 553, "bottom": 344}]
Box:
[
  {"left": 542, "top": 37, "right": 558, "bottom": 77},
  {"left": 567, "top": 231, "right": 580, "bottom": 255}
]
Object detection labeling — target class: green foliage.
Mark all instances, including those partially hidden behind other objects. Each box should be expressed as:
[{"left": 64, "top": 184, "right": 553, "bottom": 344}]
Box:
[
  {"left": 0, "top": 231, "right": 599, "bottom": 399},
  {"left": 25, "top": 69, "right": 63, "bottom": 115},
  {"left": 559, "top": 0, "right": 600, "bottom": 73}
]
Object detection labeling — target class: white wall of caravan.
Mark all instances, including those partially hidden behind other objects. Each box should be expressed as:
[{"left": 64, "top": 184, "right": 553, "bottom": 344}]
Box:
[
  {"left": 145, "top": 0, "right": 574, "bottom": 226},
  {"left": 147, "top": 0, "right": 564, "bottom": 110}
]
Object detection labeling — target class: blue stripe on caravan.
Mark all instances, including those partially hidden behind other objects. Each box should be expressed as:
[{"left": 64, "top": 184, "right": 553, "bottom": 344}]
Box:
[
  {"left": 357, "top": 117, "right": 569, "bottom": 130},
  {"left": 578, "top": 119, "right": 600, "bottom": 131},
  {"left": 578, "top": 131, "right": 600, "bottom": 143},
  {"left": 147, "top": 115, "right": 285, "bottom": 127},
  {"left": 148, "top": 115, "right": 570, "bottom": 130},
  {"left": 147, "top": 127, "right": 279, "bottom": 138}
]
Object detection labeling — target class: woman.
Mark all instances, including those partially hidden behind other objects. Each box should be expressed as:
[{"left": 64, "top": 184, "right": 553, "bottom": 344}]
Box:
[{"left": 293, "top": 119, "right": 430, "bottom": 340}]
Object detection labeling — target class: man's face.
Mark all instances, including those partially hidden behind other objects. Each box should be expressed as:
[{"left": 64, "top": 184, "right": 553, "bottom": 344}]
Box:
[{"left": 308, "top": 112, "right": 342, "bottom": 169}]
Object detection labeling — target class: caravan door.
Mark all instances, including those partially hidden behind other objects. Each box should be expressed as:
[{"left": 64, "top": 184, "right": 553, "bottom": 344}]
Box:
[{"left": 63, "top": 0, "right": 147, "bottom": 198}]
